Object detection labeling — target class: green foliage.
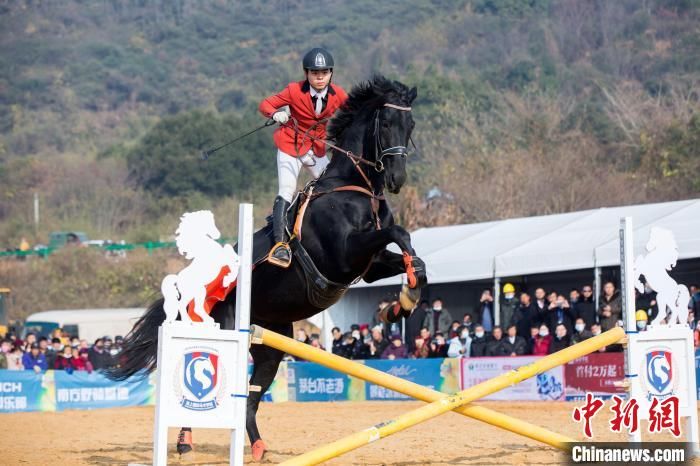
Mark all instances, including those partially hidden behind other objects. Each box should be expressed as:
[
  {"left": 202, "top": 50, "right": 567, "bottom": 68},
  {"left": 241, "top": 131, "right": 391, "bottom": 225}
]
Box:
[{"left": 125, "top": 110, "right": 275, "bottom": 198}]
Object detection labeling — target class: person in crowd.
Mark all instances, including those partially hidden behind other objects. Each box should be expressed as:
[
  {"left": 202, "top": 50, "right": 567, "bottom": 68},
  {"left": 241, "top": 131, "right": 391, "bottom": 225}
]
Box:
[
  {"left": 549, "top": 324, "right": 571, "bottom": 353},
  {"left": 429, "top": 332, "right": 449, "bottom": 358},
  {"left": 461, "top": 313, "right": 474, "bottom": 334},
  {"left": 686, "top": 311, "right": 696, "bottom": 331},
  {"left": 694, "top": 321, "right": 700, "bottom": 348},
  {"left": 513, "top": 292, "right": 538, "bottom": 339},
  {"left": 476, "top": 289, "right": 494, "bottom": 332},
  {"left": 469, "top": 325, "right": 488, "bottom": 357},
  {"left": 7, "top": 342, "right": 23, "bottom": 370},
  {"left": 23, "top": 332, "right": 37, "bottom": 352},
  {"left": 405, "top": 300, "right": 428, "bottom": 353},
  {"left": 447, "top": 325, "right": 471, "bottom": 358},
  {"left": 500, "top": 283, "right": 519, "bottom": 329},
  {"left": 598, "top": 281, "right": 622, "bottom": 331},
  {"left": 532, "top": 324, "right": 552, "bottom": 356},
  {"left": 526, "top": 325, "right": 540, "bottom": 354},
  {"left": 339, "top": 332, "right": 367, "bottom": 360},
  {"left": 544, "top": 294, "right": 575, "bottom": 336},
  {"left": 690, "top": 284, "right": 700, "bottom": 317},
  {"left": 114, "top": 336, "right": 124, "bottom": 354},
  {"left": 359, "top": 324, "right": 371, "bottom": 344},
  {"left": 38, "top": 337, "right": 49, "bottom": 352},
  {"left": 485, "top": 326, "right": 507, "bottom": 356},
  {"left": 309, "top": 334, "right": 325, "bottom": 350},
  {"left": 569, "top": 288, "right": 580, "bottom": 306},
  {"left": 576, "top": 285, "right": 597, "bottom": 328},
  {"left": 502, "top": 325, "right": 527, "bottom": 356},
  {"left": 54, "top": 345, "right": 75, "bottom": 372},
  {"left": 382, "top": 334, "right": 408, "bottom": 360},
  {"left": 331, "top": 327, "right": 344, "bottom": 355},
  {"left": 636, "top": 310, "right": 649, "bottom": 332},
  {"left": 70, "top": 336, "right": 80, "bottom": 348},
  {"left": 22, "top": 342, "right": 47, "bottom": 373},
  {"left": 0, "top": 339, "right": 9, "bottom": 369},
  {"left": 423, "top": 298, "right": 454, "bottom": 337},
  {"left": 571, "top": 318, "right": 592, "bottom": 344},
  {"left": 88, "top": 338, "right": 113, "bottom": 371},
  {"left": 368, "top": 326, "right": 389, "bottom": 359},
  {"left": 70, "top": 348, "right": 91, "bottom": 372},
  {"left": 448, "top": 320, "right": 461, "bottom": 339},
  {"left": 371, "top": 300, "right": 390, "bottom": 336},
  {"left": 295, "top": 329, "right": 310, "bottom": 344},
  {"left": 534, "top": 287, "right": 548, "bottom": 318},
  {"left": 413, "top": 335, "right": 430, "bottom": 359}
]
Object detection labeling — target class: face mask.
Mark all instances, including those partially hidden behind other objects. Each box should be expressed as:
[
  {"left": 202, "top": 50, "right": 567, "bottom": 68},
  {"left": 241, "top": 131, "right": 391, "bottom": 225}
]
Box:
[
  {"left": 508, "top": 336, "right": 515, "bottom": 344},
  {"left": 592, "top": 329, "right": 601, "bottom": 336},
  {"left": 504, "top": 293, "right": 515, "bottom": 300},
  {"left": 460, "top": 331, "right": 469, "bottom": 339},
  {"left": 433, "top": 305, "right": 442, "bottom": 311},
  {"left": 539, "top": 329, "right": 549, "bottom": 337},
  {"left": 575, "top": 324, "right": 585, "bottom": 332},
  {"left": 475, "top": 331, "right": 484, "bottom": 338},
  {"left": 637, "top": 321, "right": 647, "bottom": 330},
  {"left": 351, "top": 331, "right": 360, "bottom": 339}
]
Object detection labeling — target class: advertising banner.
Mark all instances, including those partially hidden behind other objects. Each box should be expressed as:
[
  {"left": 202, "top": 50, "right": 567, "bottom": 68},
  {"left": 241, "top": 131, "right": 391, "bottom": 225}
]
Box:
[
  {"left": 364, "top": 358, "right": 459, "bottom": 400},
  {"left": 564, "top": 352, "right": 625, "bottom": 401},
  {"left": 0, "top": 370, "right": 48, "bottom": 413},
  {"left": 54, "top": 370, "right": 154, "bottom": 411},
  {"left": 461, "top": 356, "right": 565, "bottom": 401}
]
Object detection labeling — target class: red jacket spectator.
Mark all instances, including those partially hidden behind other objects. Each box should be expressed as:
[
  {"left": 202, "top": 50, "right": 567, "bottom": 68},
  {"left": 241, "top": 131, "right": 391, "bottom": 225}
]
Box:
[{"left": 532, "top": 334, "right": 552, "bottom": 356}]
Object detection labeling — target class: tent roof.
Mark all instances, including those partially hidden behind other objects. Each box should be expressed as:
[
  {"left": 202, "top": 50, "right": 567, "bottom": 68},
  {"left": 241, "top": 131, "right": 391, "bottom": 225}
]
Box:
[{"left": 355, "top": 198, "right": 700, "bottom": 288}]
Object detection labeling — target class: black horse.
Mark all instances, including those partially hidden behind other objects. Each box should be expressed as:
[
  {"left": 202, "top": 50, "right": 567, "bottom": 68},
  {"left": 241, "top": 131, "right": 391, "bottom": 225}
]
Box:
[{"left": 107, "top": 75, "right": 427, "bottom": 461}]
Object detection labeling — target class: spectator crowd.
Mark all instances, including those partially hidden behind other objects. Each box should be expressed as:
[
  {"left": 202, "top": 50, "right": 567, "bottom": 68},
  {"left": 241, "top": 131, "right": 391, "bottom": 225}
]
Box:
[
  {"left": 306, "top": 281, "right": 700, "bottom": 362},
  {"left": 0, "top": 328, "right": 123, "bottom": 373}
]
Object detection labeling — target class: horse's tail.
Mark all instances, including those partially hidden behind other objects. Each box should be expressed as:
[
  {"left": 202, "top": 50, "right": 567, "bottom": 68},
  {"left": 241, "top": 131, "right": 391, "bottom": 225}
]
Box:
[{"left": 104, "top": 298, "right": 166, "bottom": 381}]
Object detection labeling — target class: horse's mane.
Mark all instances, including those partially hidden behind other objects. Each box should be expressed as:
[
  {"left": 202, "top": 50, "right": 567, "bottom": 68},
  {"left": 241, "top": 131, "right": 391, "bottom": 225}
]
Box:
[{"left": 327, "top": 75, "right": 414, "bottom": 141}]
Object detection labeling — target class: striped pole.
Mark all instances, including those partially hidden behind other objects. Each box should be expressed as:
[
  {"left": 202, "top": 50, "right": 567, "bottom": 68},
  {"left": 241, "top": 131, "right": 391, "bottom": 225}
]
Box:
[{"left": 270, "top": 326, "right": 625, "bottom": 466}]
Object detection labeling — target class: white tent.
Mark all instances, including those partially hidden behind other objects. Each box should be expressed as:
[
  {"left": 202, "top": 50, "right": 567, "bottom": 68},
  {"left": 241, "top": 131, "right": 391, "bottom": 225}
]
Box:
[{"left": 316, "top": 198, "right": 700, "bottom": 343}]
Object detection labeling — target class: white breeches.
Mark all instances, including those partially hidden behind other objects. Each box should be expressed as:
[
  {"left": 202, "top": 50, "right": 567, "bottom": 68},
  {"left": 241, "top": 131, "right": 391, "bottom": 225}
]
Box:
[{"left": 276, "top": 149, "right": 329, "bottom": 202}]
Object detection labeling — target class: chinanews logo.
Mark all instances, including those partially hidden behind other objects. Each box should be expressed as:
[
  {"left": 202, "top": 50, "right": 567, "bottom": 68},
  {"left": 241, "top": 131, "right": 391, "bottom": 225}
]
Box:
[
  {"left": 174, "top": 347, "right": 227, "bottom": 411},
  {"left": 640, "top": 347, "right": 679, "bottom": 400}
]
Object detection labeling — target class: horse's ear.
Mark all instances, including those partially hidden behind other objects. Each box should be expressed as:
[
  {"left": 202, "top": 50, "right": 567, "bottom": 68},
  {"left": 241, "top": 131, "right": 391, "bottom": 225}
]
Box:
[{"left": 408, "top": 87, "right": 417, "bottom": 103}]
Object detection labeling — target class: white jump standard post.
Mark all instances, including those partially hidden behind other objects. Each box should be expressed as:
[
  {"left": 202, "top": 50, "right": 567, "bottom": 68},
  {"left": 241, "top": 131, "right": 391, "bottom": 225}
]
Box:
[
  {"left": 152, "top": 204, "right": 254, "bottom": 466},
  {"left": 619, "top": 216, "right": 699, "bottom": 453}
]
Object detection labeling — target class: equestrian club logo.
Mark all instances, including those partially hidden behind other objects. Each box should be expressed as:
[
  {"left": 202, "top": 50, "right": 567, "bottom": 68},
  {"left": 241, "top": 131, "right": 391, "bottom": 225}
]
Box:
[
  {"left": 314, "top": 53, "right": 326, "bottom": 68},
  {"left": 641, "top": 347, "right": 678, "bottom": 399},
  {"left": 174, "top": 347, "right": 227, "bottom": 411}
]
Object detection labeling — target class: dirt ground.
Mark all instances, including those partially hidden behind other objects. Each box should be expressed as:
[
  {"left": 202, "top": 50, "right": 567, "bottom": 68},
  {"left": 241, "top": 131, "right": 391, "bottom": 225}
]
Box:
[{"left": 3, "top": 401, "right": 698, "bottom": 465}]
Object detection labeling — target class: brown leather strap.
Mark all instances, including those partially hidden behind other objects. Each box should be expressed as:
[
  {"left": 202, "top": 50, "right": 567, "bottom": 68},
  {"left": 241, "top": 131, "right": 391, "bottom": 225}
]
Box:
[
  {"left": 293, "top": 186, "right": 314, "bottom": 240},
  {"left": 331, "top": 186, "right": 384, "bottom": 230}
]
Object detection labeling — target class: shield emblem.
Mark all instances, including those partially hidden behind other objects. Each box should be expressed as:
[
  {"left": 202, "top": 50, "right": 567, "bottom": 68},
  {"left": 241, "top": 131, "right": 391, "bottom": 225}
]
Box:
[
  {"left": 183, "top": 351, "right": 218, "bottom": 400},
  {"left": 646, "top": 350, "right": 672, "bottom": 394}
]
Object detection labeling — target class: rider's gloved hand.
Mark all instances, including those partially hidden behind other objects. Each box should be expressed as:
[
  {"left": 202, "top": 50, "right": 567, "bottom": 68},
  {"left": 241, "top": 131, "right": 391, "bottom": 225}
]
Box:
[{"left": 272, "top": 111, "right": 289, "bottom": 124}]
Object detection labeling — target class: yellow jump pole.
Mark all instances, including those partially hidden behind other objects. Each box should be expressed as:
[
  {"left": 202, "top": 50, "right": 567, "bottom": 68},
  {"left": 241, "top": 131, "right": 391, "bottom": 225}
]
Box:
[
  {"left": 275, "top": 326, "right": 625, "bottom": 466},
  {"left": 252, "top": 325, "right": 574, "bottom": 450}
]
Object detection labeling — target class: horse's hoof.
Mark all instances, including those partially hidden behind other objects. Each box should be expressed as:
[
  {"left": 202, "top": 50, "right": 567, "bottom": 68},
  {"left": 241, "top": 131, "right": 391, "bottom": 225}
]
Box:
[
  {"left": 251, "top": 439, "right": 266, "bottom": 462},
  {"left": 177, "top": 429, "right": 193, "bottom": 456}
]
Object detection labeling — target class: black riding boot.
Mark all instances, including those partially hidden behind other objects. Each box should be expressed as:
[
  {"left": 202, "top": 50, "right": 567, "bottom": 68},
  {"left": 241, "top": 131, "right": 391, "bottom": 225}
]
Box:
[{"left": 268, "top": 196, "right": 292, "bottom": 268}]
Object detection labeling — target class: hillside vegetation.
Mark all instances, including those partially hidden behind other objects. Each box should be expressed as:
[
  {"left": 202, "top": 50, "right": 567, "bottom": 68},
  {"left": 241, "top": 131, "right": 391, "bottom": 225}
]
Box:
[{"left": 0, "top": 0, "right": 699, "bottom": 315}]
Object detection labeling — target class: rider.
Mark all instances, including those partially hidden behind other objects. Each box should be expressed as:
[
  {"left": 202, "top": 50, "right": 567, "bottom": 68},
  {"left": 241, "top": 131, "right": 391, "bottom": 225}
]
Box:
[{"left": 259, "top": 47, "right": 348, "bottom": 268}]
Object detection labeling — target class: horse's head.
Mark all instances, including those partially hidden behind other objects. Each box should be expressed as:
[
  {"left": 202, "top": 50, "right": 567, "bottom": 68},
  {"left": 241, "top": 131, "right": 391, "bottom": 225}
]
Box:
[
  {"left": 373, "top": 79, "right": 417, "bottom": 194},
  {"left": 328, "top": 75, "right": 417, "bottom": 194}
]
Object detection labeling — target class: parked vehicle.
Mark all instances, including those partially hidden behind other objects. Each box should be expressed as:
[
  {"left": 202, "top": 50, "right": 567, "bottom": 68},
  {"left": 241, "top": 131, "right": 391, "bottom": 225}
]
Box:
[{"left": 22, "top": 308, "right": 146, "bottom": 342}]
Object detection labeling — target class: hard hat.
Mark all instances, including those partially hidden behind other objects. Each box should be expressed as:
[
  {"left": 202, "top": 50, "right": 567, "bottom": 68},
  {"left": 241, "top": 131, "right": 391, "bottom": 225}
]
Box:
[
  {"left": 635, "top": 309, "right": 648, "bottom": 321},
  {"left": 503, "top": 283, "right": 515, "bottom": 294},
  {"left": 303, "top": 48, "right": 334, "bottom": 70}
]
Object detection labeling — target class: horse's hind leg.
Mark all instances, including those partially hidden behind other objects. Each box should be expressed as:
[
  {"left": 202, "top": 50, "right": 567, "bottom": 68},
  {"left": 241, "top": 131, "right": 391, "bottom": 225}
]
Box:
[{"left": 247, "top": 322, "right": 291, "bottom": 462}]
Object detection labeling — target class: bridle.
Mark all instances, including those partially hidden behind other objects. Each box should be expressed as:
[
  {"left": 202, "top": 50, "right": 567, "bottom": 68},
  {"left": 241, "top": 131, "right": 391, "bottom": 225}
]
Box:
[{"left": 373, "top": 102, "right": 413, "bottom": 173}]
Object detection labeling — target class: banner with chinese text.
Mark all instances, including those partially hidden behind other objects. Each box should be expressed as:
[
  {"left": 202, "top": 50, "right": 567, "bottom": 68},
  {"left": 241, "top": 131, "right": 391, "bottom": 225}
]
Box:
[{"left": 54, "top": 370, "right": 154, "bottom": 411}]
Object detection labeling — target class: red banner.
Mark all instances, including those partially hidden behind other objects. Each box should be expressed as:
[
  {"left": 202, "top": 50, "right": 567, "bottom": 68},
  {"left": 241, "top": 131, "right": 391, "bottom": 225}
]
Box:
[{"left": 564, "top": 352, "right": 625, "bottom": 400}]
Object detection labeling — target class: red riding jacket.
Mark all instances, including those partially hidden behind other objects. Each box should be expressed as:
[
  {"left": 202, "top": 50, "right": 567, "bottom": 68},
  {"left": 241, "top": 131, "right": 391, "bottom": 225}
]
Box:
[{"left": 259, "top": 80, "right": 348, "bottom": 157}]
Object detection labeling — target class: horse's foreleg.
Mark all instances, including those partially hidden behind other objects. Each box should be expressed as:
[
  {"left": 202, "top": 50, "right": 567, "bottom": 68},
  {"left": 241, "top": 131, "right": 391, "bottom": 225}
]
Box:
[
  {"left": 348, "top": 226, "right": 427, "bottom": 288},
  {"left": 247, "top": 323, "right": 291, "bottom": 462}
]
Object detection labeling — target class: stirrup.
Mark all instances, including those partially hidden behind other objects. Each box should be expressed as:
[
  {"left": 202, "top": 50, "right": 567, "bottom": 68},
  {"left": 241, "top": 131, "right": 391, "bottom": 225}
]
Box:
[
  {"left": 176, "top": 429, "right": 193, "bottom": 455},
  {"left": 267, "top": 242, "right": 292, "bottom": 268}
]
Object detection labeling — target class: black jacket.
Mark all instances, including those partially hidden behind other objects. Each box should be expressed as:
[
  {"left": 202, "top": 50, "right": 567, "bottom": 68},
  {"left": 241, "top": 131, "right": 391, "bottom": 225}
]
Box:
[
  {"left": 575, "top": 297, "right": 596, "bottom": 328},
  {"left": 513, "top": 303, "right": 539, "bottom": 339},
  {"left": 485, "top": 337, "right": 508, "bottom": 357},
  {"left": 470, "top": 335, "right": 488, "bottom": 357},
  {"left": 501, "top": 336, "right": 528, "bottom": 355},
  {"left": 548, "top": 335, "right": 571, "bottom": 354}
]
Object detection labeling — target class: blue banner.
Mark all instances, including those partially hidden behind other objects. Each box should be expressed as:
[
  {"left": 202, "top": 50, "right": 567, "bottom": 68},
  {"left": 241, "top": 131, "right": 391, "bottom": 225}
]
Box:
[
  {"left": 54, "top": 370, "right": 153, "bottom": 411},
  {"left": 364, "top": 359, "right": 445, "bottom": 400},
  {"left": 0, "top": 371, "right": 45, "bottom": 413},
  {"left": 287, "top": 361, "right": 354, "bottom": 402}
]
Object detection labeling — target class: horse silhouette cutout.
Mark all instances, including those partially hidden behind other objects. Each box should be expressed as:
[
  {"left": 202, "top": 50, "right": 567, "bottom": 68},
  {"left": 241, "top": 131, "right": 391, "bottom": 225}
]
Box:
[
  {"left": 634, "top": 226, "right": 690, "bottom": 326},
  {"left": 161, "top": 211, "right": 239, "bottom": 325}
]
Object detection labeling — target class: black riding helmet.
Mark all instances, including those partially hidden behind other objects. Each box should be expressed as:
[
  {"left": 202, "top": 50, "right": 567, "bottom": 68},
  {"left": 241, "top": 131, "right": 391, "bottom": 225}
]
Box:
[{"left": 302, "top": 47, "right": 334, "bottom": 71}]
